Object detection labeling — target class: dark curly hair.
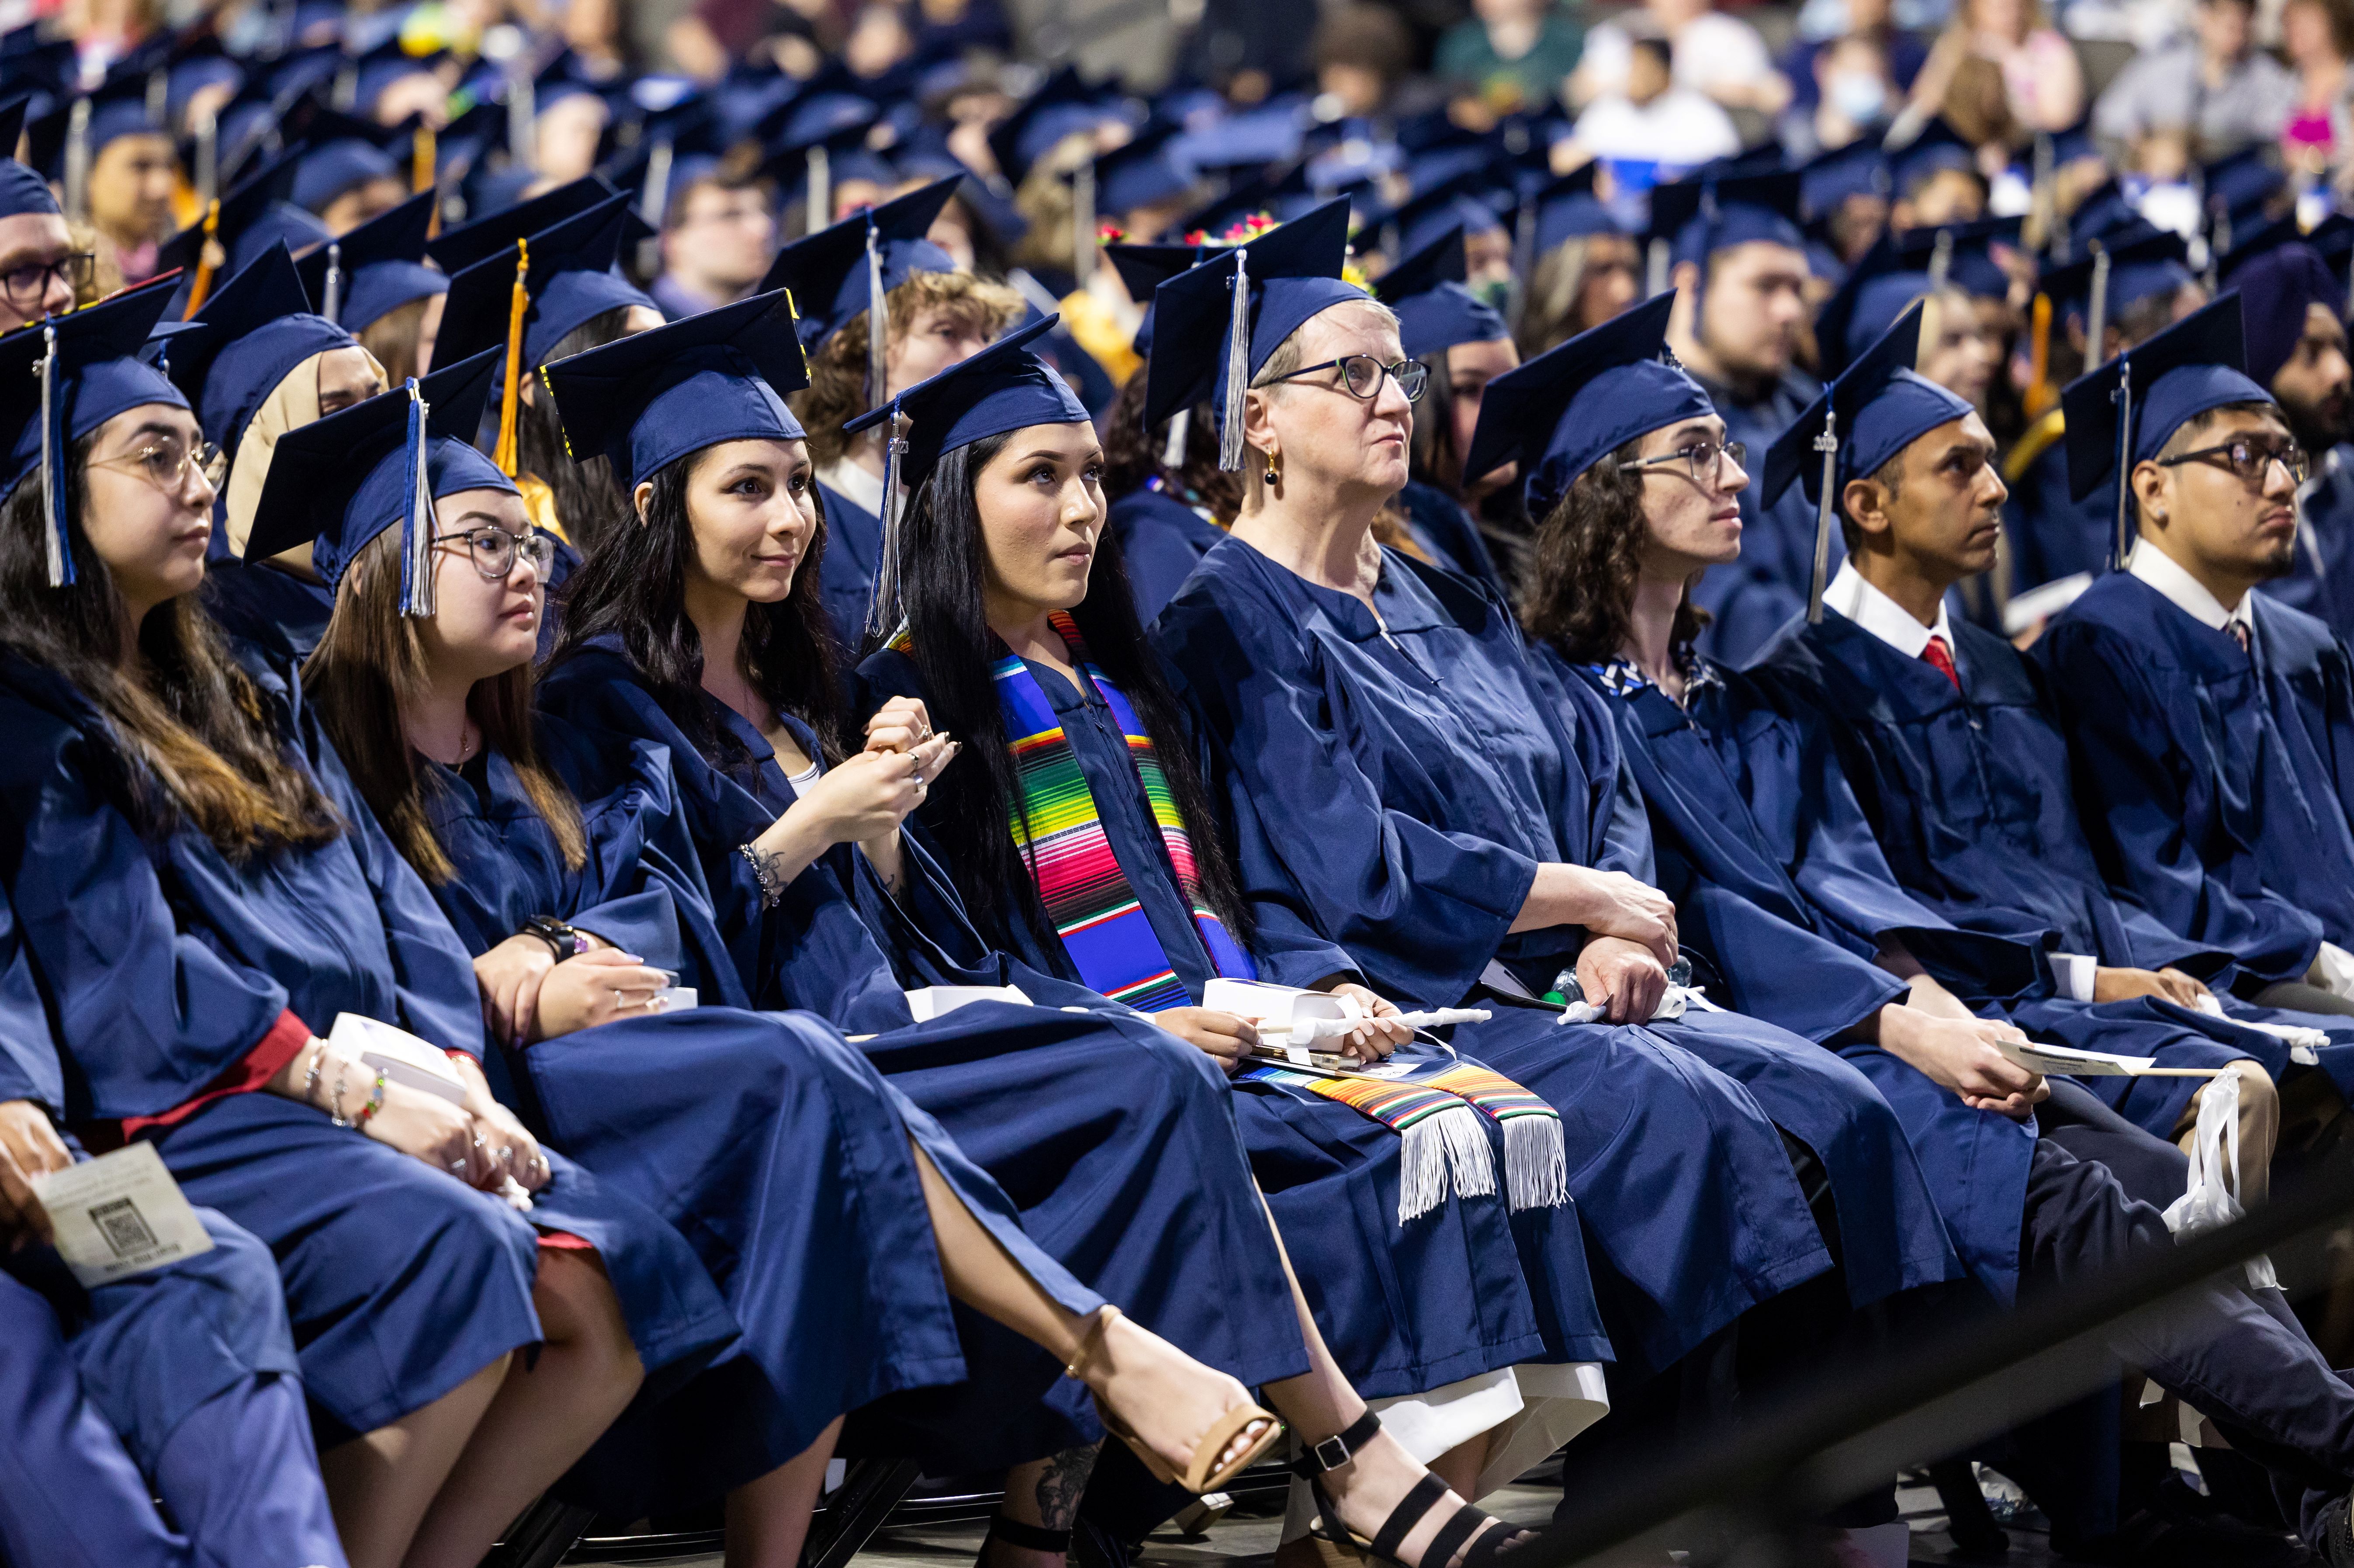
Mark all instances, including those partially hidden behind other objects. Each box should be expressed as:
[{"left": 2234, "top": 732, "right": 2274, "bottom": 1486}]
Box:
[
  {"left": 1101, "top": 370, "right": 1244, "bottom": 522},
  {"left": 1519, "top": 436, "right": 1709, "bottom": 665}
]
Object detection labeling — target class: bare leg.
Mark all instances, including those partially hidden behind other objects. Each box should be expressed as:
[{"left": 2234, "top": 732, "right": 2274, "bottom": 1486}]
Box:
[
  {"left": 910, "top": 1144, "right": 1270, "bottom": 1481},
  {"left": 318, "top": 1357, "right": 508, "bottom": 1568},
  {"left": 724, "top": 1415, "right": 845, "bottom": 1568},
  {"left": 400, "top": 1250, "right": 646, "bottom": 1568},
  {"left": 1426, "top": 1435, "right": 1489, "bottom": 1499},
  {"left": 987, "top": 1447, "right": 1099, "bottom": 1568}
]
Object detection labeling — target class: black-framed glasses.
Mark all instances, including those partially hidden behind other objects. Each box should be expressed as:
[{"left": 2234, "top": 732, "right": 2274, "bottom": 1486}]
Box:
[
  {"left": 0, "top": 251, "right": 93, "bottom": 312},
  {"left": 2156, "top": 436, "right": 2309, "bottom": 488},
  {"left": 1262, "top": 354, "right": 1430, "bottom": 403},
  {"left": 1628, "top": 439, "right": 1748, "bottom": 487},
  {"left": 90, "top": 436, "right": 223, "bottom": 494},
  {"left": 435, "top": 526, "right": 556, "bottom": 580}
]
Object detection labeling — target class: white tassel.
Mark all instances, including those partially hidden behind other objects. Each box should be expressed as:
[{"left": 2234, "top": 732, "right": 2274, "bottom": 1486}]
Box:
[
  {"left": 865, "top": 407, "right": 909, "bottom": 642},
  {"left": 1926, "top": 229, "right": 1953, "bottom": 292},
  {"left": 807, "top": 144, "right": 831, "bottom": 236},
  {"left": 405, "top": 383, "right": 437, "bottom": 618},
  {"left": 1501, "top": 1115, "right": 1568, "bottom": 1211},
  {"left": 865, "top": 221, "right": 888, "bottom": 414},
  {"left": 1217, "top": 250, "right": 1249, "bottom": 473},
  {"left": 1807, "top": 408, "right": 1839, "bottom": 624},
  {"left": 38, "top": 321, "right": 62, "bottom": 588},
  {"left": 1160, "top": 406, "right": 1190, "bottom": 470},
  {"left": 1431, "top": 1104, "right": 1496, "bottom": 1203},
  {"left": 1395, "top": 1118, "right": 1453, "bottom": 1222},
  {"left": 2111, "top": 366, "right": 2133, "bottom": 569},
  {"left": 320, "top": 242, "right": 342, "bottom": 324}
]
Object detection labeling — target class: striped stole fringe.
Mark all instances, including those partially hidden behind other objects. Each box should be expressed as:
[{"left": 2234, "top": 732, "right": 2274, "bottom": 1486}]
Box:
[
  {"left": 1423, "top": 1063, "right": 1568, "bottom": 1212},
  {"left": 1243, "top": 1066, "right": 1495, "bottom": 1222}
]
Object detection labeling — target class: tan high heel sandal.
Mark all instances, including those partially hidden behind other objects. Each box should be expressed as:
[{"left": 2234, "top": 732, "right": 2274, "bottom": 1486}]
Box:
[{"left": 1063, "top": 1305, "right": 1285, "bottom": 1493}]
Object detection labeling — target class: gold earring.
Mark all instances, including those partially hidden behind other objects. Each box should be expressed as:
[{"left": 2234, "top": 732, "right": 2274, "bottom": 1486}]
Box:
[{"left": 1264, "top": 453, "right": 1280, "bottom": 486}]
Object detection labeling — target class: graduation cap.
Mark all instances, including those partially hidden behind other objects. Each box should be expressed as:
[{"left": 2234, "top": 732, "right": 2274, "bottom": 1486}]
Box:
[
  {"left": 293, "top": 189, "right": 444, "bottom": 332},
  {"left": 163, "top": 42, "right": 243, "bottom": 137},
  {"left": 758, "top": 174, "right": 959, "bottom": 392},
  {"left": 1799, "top": 139, "right": 1892, "bottom": 223},
  {"left": 1103, "top": 240, "right": 1201, "bottom": 359},
  {"left": 840, "top": 314, "right": 1088, "bottom": 637},
  {"left": 348, "top": 34, "right": 444, "bottom": 122},
  {"left": 24, "top": 72, "right": 168, "bottom": 217},
  {"left": 0, "top": 276, "right": 187, "bottom": 585},
  {"left": 1817, "top": 245, "right": 1931, "bottom": 377},
  {"left": 2041, "top": 221, "right": 2191, "bottom": 339},
  {"left": 1377, "top": 224, "right": 1508, "bottom": 361},
  {"left": 1461, "top": 292, "right": 1709, "bottom": 521},
  {"left": 1088, "top": 118, "right": 1193, "bottom": 225},
  {"left": 155, "top": 147, "right": 324, "bottom": 316},
  {"left": 242, "top": 345, "right": 512, "bottom": 612},
  {"left": 1887, "top": 117, "right": 1980, "bottom": 201},
  {"left": 1532, "top": 162, "right": 1621, "bottom": 253},
  {"left": 540, "top": 287, "right": 808, "bottom": 492},
  {"left": 0, "top": 97, "right": 57, "bottom": 219},
  {"left": 1167, "top": 174, "right": 1281, "bottom": 246},
  {"left": 1763, "top": 302, "right": 1973, "bottom": 620},
  {"left": 2201, "top": 145, "right": 2285, "bottom": 239},
  {"left": 1142, "top": 198, "right": 1362, "bottom": 470},
  {"left": 164, "top": 242, "right": 355, "bottom": 469},
  {"left": 426, "top": 173, "right": 614, "bottom": 272},
  {"left": 1894, "top": 213, "right": 2019, "bottom": 299},
  {"left": 988, "top": 66, "right": 1123, "bottom": 186},
  {"left": 1167, "top": 110, "right": 1302, "bottom": 185},
  {"left": 1368, "top": 166, "right": 1508, "bottom": 261},
  {"left": 1651, "top": 167, "right": 1805, "bottom": 273},
  {"left": 2062, "top": 293, "right": 2266, "bottom": 568},
  {"left": 2064, "top": 176, "right": 2139, "bottom": 250},
  {"left": 284, "top": 106, "right": 406, "bottom": 215}
]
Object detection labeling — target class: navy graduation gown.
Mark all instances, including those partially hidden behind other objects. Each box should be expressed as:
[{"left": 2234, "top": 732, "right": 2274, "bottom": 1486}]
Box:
[
  {"left": 2034, "top": 573, "right": 2354, "bottom": 963},
  {"left": 414, "top": 713, "right": 1094, "bottom": 1497},
  {"left": 855, "top": 643, "right": 1612, "bottom": 1391},
  {"left": 818, "top": 479, "right": 885, "bottom": 653},
  {"left": 1155, "top": 536, "right": 1964, "bottom": 1375},
  {"left": 536, "top": 637, "right": 1316, "bottom": 1464},
  {"left": 0, "top": 644, "right": 729, "bottom": 1443},
  {"left": 1687, "top": 367, "right": 1828, "bottom": 666},
  {"left": 199, "top": 557, "right": 335, "bottom": 665},
  {"left": 2260, "top": 443, "right": 2354, "bottom": 639},
  {"left": 1397, "top": 481, "right": 1509, "bottom": 601},
  {"left": 1110, "top": 484, "right": 1226, "bottom": 627}
]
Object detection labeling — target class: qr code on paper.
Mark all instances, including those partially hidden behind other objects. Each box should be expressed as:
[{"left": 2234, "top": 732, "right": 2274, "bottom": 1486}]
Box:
[{"left": 87, "top": 1197, "right": 158, "bottom": 1259}]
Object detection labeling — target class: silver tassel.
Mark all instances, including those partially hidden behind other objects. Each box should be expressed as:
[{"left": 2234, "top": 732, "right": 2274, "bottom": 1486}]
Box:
[
  {"left": 407, "top": 387, "right": 437, "bottom": 618},
  {"left": 807, "top": 144, "right": 831, "bottom": 238},
  {"left": 865, "top": 221, "right": 888, "bottom": 413},
  {"left": 1807, "top": 408, "right": 1838, "bottom": 624},
  {"left": 63, "top": 99, "right": 90, "bottom": 224},
  {"left": 2112, "top": 367, "right": 2134, "bottom": 570},
  {"left": 320, "top": 242, "right": 342, "bottom": 324},
  {"left": 38, "top": 322, "right": 61, "bottom": 588},
  {"left": 1160, "top": 406, "right": 1190, "bottom": 470},
  {"left": 865, "top": 407, "right": 910, "bottom": 642},
  {"left": 193, "top": 108, "right": 217, "bottom": 205},
  {"left": 1645, "top": 235, "right": 1669, "bottom": 299},
  {"left": 1926, "top": 229, "right": 1953, "bottom": 292},
  {"left": 638, "top": 137, "right": 673, "bottom": 277},
  {"left": 1071, "top": 158, "right": 1095, "bottom": 284},
  {"left": 2084, "top": 242, "right": 2111, "bottom": 367},
  {"left": 1217, "top": 250, "right": 1249, "bottom": 473}
]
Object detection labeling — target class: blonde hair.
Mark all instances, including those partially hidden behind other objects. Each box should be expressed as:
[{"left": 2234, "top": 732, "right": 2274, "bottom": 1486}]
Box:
[{"left": 794, "top": 270, "right": 1024, "bottom": 467}]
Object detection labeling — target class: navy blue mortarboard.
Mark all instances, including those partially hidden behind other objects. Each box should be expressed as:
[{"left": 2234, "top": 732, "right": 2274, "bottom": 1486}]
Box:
[
  {"left": 988, "top": 66, "right": 1124, "bottom": 186},
  {"left": 1653, "top": 167, "right": 1806, "bottom": 273},
  {"left": 1763, "top": 302, "right": 1972, "bottom": 619},
  {"left": 0, "top": 276, "right": 187, "bottom": 585},
  {"left": 1167, "top": 111, "right": 1302, "bottom": 184},
  {"left": 1887, "top": 118, "right": 1980, "bottom": 200},
  {"left": 1088, "top": 118, "right": 1192, "bottom": 224},
  {"left": 1894, "top": 213, "right": 2019, "bottom": 299},
  {"left": 759, "top": 88, "right": 882, "bottom": 208},
  {"left": 155, "top": 148, "right": 330, "bottom": 315},
  {"left": 165, "top": 243, "right": 356, "bottom": 467},
  {"left": 426, "top": 174, "right": 613, "bottom": 273},
  {"left": 2224, "top": 243, "right": 2343, "bottom": 389},
  {"left": 1104, "top": 240, "right": 1201, "bottom": 357},
  {"left": 0, "top": 96, "right": 56, "bottom": 218},
  {"left": 757, "top": 174, "right": 959, "bottom": 381},
  {"left": 2062, "top": 292, "right": 2268, "bottom": 565},
  {"left": 1462, "top": 292, "right": 1713, "bottom": 520},
  {"left": 840, "top": 313, "right": 1088, "bottom": 637},
  {"left": 1378, "top": 224, "right": 1508, "bottom": 361},
  {"left": 540, "top": 287, "right": 808, "bottom": 491},
  {"left": 1842, "top": 270, "right": 1935, "bottom": 367},
  {"left": 350, "top": 35, "right": 443, "bottom": 121},
  {"left": 242, "top": 346, "right": 512, "bottom": 612},
  {"left": 1142, "top": 198, "right": 1364, "bottom": 470},
  {"left": 1799, "top": 139, "right": 1891, "bottom": 222},
  {"left": 294, "top": 190, "right": 444, "bottom": 331},
  {"left": 1532, "top": 163, "right": 1621, "bottom": 253},
  {"left": 2220, "top": 213, "right": 2326, "bottom": 281},
  {"left": 2041, "top": 221, "right": 2191, "bottom": 329},
  {"left": 1370, "top": 166, "right": 1506, "bottom": 260},
  {"left": 24, "top": 71, "right": 168, "bottom": 218},
  {"left": 2065, "top": 177, "right": 2139, "bottom": 249},
  {"left": 2202, "top": 145, "right": 2285, "bottom": 236},
  {"left": 287, "top": 106, "right": 404, "bottom": 214},
  {"left": 1167, "top": 177, "right": 1280, "bottom": 246}
]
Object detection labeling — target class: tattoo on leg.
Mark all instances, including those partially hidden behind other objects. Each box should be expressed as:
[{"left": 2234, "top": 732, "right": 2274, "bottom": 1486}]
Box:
[{"left": 1034, "top": 1443, "right": 1101, "bottom": 1531}]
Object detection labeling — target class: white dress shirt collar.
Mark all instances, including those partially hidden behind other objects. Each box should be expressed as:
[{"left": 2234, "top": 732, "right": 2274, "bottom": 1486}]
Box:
[
  {"left": 2127, "top": 540, "right": 2255, "bottom": 651},
  {"left": 1823, "top": 561, "right": 1955, "bottom": 661}
]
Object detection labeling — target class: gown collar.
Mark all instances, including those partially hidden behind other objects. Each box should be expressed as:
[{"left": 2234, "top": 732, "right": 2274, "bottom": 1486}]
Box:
[
  {"left": 1824, "top": 560, "right": 1952, "bottom": 661},
  {"left": 2127, "top": 538, "right": 2257, "bottom": 655}
]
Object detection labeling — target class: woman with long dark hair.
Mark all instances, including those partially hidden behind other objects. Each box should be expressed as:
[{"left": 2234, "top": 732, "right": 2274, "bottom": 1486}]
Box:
[
  {"left": 0, "top": 284, "right": 686, "bottom": 1568},
  {"left": 538, "top": 301, "right": 1544, "bottom": 1568},
  {"left": 285, "top": 319, "right": 1300, "bottom": 1567},
  {"left": 854, "top": 322, "right": 1618, "bottom": 1549}
]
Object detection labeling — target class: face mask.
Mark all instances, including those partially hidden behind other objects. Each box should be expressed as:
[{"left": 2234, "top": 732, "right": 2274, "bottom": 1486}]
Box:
[
  {"left": 1474, "top": 275, "right": 1513, "bottom": 312},
  {"left": 1828, "top": 71, "right": 1888, "bottom": 125}
]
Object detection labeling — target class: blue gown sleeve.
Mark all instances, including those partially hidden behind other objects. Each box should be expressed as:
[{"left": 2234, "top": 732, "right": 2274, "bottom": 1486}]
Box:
[
  {"left": 0, "top": 877, "right": 62, "bottom": 1113},
  {"left": 1158, "top": 592, "right": 1539, "bottom": 1010},
  {"left": 2037, "top": 620, "right": 2324, "bottom": 984}
]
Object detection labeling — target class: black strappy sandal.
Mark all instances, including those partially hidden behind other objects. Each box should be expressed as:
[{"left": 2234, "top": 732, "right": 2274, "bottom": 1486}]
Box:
[
  {"left": 979, "top": 1514, "right": 1073, "bottom": 1567},
  {"left": 1292, "top": 1411, "right": 1535, "bottom": 1568}
]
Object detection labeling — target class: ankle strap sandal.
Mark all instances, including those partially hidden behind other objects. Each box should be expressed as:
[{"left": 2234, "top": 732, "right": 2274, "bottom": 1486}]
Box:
[{"left": 1292, "top": 1411, "right": 1532, "bottom": 1568}]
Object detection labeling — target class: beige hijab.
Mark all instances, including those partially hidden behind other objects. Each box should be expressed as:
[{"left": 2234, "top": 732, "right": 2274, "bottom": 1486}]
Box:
[{"left": 223, "top": 345, "right": 389, "bottom": 571}]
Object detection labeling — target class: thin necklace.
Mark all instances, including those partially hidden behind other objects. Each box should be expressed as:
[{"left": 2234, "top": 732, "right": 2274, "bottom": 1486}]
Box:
[{"left": 418, "top": 722, "right": 478, "bottom": 767}]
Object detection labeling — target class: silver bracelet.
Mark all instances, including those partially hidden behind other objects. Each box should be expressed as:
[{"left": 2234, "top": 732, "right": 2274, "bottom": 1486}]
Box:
[
  {"left": 301, "top": 1042, "right": 327, "bottom": 1110},
  {"left": 738, "top": 842, "right": 788, "bottom": 909}
]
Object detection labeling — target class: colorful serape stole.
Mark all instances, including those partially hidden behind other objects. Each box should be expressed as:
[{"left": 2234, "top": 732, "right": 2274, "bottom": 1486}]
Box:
[
  {"left": 993, "top": 612, "right": 1254, "bottom": 1011},
  {"left": 1423, "top": 1063, "right": 1569, "bottom": 1210},
  {"left": 1239, "top": 1062, "right": 1497, "bottom": 1222}
]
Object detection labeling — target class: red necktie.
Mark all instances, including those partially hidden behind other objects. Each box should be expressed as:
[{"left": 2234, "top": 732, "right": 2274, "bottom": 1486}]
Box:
[{"left": 1921, "top": 634, "right": 1961, "bottom": 690}]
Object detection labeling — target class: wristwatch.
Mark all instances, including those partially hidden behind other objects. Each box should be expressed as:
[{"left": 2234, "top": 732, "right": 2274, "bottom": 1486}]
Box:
[{"left": 521, "top": 914, "right": 588, "bottom": 963}]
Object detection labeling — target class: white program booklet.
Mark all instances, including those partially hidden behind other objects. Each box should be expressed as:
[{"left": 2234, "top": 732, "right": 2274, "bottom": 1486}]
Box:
[
  {"left": 1995, "top": 1039, "right": 2219, "bottom": 1078},
  {"left": 906, "top": 985, "right": 1032, "bottom": 1021},
  {"left": 32, "top": 1142, "right": 214, "bottom": 1288},
  {"left": 330, "top": 1013, "right": 468, "bottom": 1105}
]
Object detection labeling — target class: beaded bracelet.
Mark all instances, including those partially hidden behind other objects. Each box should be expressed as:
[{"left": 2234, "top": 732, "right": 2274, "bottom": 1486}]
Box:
[
  {"left": 350, "top": 1072, "right": 389, "bottom": 1130},
  {"left": 738, "top": 843, "right": 788, "bottom": 909}
]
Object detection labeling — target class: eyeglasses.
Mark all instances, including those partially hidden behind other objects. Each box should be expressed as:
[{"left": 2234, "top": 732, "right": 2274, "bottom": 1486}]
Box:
[
  {"left": 435, "top": 525, "right": 556, "bottom": 581},
  {"left": 0, "top": 252, "right": 93, "bottom": 312},
  {"left": 1628, "top": 439, "right": 1748, "bottom": 487},
  {"left": 89, "top": 435, "right": 223, "bottom": 494},
  {"left": 1261, "top": 354, "right": 1430, "bottom": 404},
  {"left": 2156, "top": 436, "right": 2309, "bottom": 488}
]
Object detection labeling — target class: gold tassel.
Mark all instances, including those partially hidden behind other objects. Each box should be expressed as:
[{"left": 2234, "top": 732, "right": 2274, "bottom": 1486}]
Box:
[
  {"left": 412, "top": 125, "right": 436, "bottom": 194},
  {"left": 494, "top": 238, "right": 530, "bottom": 477},
  {"left": 2023, "top": 293, "right": 2053, "bottom": 418},
  {"left": 181, "top": 199, "right": 221, "bottom": 319}
]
